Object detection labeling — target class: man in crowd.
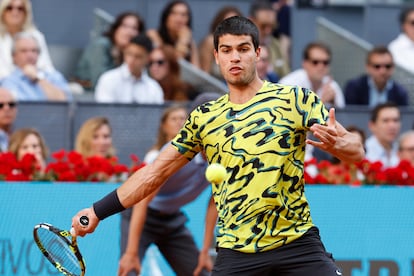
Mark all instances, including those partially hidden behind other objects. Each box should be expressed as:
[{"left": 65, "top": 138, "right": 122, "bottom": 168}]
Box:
[
  {"left": 398, "top": 130, "right": 414, "bottom": 167},
  {"left": 95, "top": 34, "right": 164, "bottom": 104},
  {"left": 0, "top": 87, "right": 17, "bottom": 152},
  {"left": 365, "top": 102, "right": 401, "bottom": 168},
  {"left": 2, "top": 32, "right": 71, "bottom": 101},
  {"left": 344, "top": 46, "right": 409, "bottom": 107}
]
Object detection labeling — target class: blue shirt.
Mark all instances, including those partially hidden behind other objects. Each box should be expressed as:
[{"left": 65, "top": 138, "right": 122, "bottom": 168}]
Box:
[{"left": 1, "top": 68, "right": 71, "bottom": 101}]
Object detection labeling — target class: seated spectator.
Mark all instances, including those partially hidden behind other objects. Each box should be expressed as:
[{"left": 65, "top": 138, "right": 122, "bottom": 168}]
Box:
[
  {"left": 0, "top": 0, "right": 54, "bottom": 79},
  {"left": 388, "top": 6, "right": 414, "bottom": 74},
  {"left": 249, "top": 1, "right": 290, "bottom": 78},
  {"left": 257, "top": 44, "right": 279, "bottom": 83},
  {"left": 398, "top": 130, "right": 414, "bottom": 167},
  {"left": 75, "top": 117, "right": 115, "bottom": 158},
  {"left": 344, "top": 46, "right": 409, "bottom": 107},
  {"left": 95, "top": 34, "right": 164, "bottom": 104},
  {"left": 0, "top": 87, "right": 17, "bottom": 152},
  {"left": 271, "top": 0, "right": 292, "bottom": 69},
  {"left": 147, "top": 0, "right": 200, "bottom": 68},
  {"left": 198, "top": 6, "right": 242, "bottom": 81},
  {"left": 148, "top": 45, "right": 195, "bottom": 101},
  {"left": 1, "top": 32, "right": 71, "bottom": 101},
  {"left": 365, "top": 102, "right": 401, "bottom": 168},
  {"left": 279, "top": 42, "right": 345, "bottom": 109},
  {"left": 8, "top": 127, "right": 49, "bottom": 172},
  {"left": 75, "top": 12, "right": 145, "bottom": 90}
]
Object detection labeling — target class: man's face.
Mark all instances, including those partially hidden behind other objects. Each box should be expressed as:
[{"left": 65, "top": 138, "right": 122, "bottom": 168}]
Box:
[
  {"left": 398, "top": 133, "right": 414, "bottom": 166},
  {"left": 12, "top": 37, "right": 39, "bottom": 68},
  {"left": 302, "top": 47, "right": 331, "bottom": 83},
  {"left": 369, "top": 107, "right": 401, "bottom": 146},
  {"left": 123, "top": 43, "right": 149, "bottom": 77},
  {"left": 366, "top": 53, "right": 394, "bottom": 87},
  {"left": 251, "top": 10, "right": 276, "bottom": 44},
  {"left": 0, "top": 89, "right": 17, "bottom": 131},
  {"left": 402, "top": 10, "right": 414, "bottom": 42},
  {"left": 214, "top": 34, "right": 260, "bottom": 87}
]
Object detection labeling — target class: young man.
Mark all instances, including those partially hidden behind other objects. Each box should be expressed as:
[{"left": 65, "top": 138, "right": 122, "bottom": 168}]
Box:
[
  {"left": 72, "top": 16, "right": 364, "bottom": 275},
  {"left": 344, "top": 46, "right": 409, "bottom": 107},
  {"left": 94, "top": 34, "right": 164, "bottom": 104}
]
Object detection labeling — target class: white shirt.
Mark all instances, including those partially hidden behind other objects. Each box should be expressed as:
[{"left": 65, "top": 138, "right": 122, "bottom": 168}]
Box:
[
  {"left": 389, "top": 33, "right": 414, "bottom": 74},
  {"left": 365, "top": 135, "right": 399, "bottom": 168},
  {"left": 279, "top": 69, "right": 345, "bottom": 108},
  {"left": 0, "top": 29, "right": 54, "bottom": 79},
  {"left": 95, "top": 64, "right": 164, "bottom": 104}
]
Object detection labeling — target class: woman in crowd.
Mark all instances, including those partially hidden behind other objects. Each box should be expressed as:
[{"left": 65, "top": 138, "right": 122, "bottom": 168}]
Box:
[
  {"left": 148, "top": 45, "right": 195, "bottom": 101},
  {"left": 0, "top": 0, "right": 54, "bottom": 79},
  {"left": 75, "top": 12, "right": 145, "bottom": 89},
  {"left": 8, "top": 128, "right": 49, "bottom": 172},
  {"left": 74, "top": 116, "right": 115, "bottom": 158},
  {"left": 198, "top": 6, "right": 242, "bottom": 81},
  {"left": 147, "top": 0, "right": 200, "bottom": 67}
]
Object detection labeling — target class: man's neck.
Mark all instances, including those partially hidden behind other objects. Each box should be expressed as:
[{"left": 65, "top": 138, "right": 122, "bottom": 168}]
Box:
[{"left": 228, "top": 77, "right": 263, "bottom": 104}]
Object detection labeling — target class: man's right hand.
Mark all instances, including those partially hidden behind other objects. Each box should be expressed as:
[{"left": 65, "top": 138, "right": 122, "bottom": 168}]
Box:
[
  {"left": 71, "top": 207, "right": 99, "bottom": 237},
  {"left": 118, "top": 252, "right": 141, "bottom": 276}
]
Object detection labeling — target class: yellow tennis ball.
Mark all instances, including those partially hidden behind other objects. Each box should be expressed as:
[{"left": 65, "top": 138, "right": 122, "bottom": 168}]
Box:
[{"left": 205, "top": 163, "right": 226, "bottom": 184}]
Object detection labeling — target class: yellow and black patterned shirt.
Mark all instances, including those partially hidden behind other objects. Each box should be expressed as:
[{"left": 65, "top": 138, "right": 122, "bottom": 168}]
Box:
[{"left": 172, "top": 81, "right": 328, "bottom": 253}]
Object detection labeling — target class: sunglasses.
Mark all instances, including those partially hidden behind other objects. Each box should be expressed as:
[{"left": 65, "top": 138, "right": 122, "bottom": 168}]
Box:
[
  {"left": 0, "top": 102, "right": 17, "bottom": 109},
  {"left": 370, "top": 63, "right": 393, "bottom": 70},
  {"left": 5, "top": 5, "right": 25, "bottom": 12},
  {"left": 149, "top": 59, "right": 166, "bottom": 66},
  {"left": 308, "top": 59, "right": 330, "bottom": 66}
]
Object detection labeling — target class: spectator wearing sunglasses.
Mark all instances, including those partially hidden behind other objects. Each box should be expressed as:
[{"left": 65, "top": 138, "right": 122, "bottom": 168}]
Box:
[
  {"left": 344, "top": 46, "right": 409, "bottom": 107},
  {"left": 0, "top": 0, "right": 54, "bottom": 80},
  {"left": 0, "top": 87, "right": 17, "bottom": 152},
  {"left": 279, "top": 41, "right": 345, "bottom": 108},
  {"left": 1, "top": 32, "right": 71, "bottom": 101},
  {"left": 388, "top": 6, "right": 414, "bottom": 74}
]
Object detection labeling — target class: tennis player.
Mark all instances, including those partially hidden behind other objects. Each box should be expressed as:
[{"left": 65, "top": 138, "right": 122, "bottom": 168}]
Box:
[{"left": 72, "top": 16, "right": 364, "bottom": 275}]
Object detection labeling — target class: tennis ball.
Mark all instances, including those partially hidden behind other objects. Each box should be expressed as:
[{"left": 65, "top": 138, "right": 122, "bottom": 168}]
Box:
[{"left": 205, "top": 163, "right": 226, "bottom": 184}]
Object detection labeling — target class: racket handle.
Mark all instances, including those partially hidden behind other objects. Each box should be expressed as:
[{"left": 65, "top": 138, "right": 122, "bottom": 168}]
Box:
[{"left": 79, "top": 216, "right": 89, "bottom": 227}]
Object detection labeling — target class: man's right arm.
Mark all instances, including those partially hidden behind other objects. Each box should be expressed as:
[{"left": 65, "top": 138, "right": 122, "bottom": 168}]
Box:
[{"left": 71, "top": 144, "right": 189, "bottom": 236}]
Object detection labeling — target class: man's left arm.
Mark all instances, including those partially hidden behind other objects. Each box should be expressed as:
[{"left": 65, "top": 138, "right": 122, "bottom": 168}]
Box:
[{"left": 307, "top": 108, "right": 365, "bottom": 163}]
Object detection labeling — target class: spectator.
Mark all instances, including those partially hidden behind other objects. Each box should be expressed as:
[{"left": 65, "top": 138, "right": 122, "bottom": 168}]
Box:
[
  {"left": 198, "top": 6, "right": 242, "bottom": 81},
  {"left": 249, "top": 1, "right": 290, "bottom": 78},
  {"left": 0, "top": 87, "right": 17, "bottom": 152},
  {"left": 388, "top": 6, "right": 414, "bottom": 74},
  {"left": 8, "top": 127, "right": 49, "bottom": 172},
  {"left": 398, "top": 130, "right": 414, "bottom": 167},
  {"left": 148, "top": 45, "right": 195, "bottom": 101},
  {"left": 75, "top": 12, "right": 145, "bottom": 90},
  {"left": 279, "top": 41, "right": 345, "bottom": 108},
  {"left": 0, "top": 0, "right": 54, "bottom": 79},
  {"left": 271, "top": 0, "right": 291, "bottom": 68},
  {"left": 118, "top": 104, "right": 216, "bottom": 276},
  {"left": 344, "top": 46, "right": 409, "bottom": 107},
  {"left": 75, "top": 117, "right": 115, "bottom": 158},
  {"left": 256, "top": 44, "right": 279, "bottom": 82},
  {"left": 1, "top": 32, "right": 71, "bottom": 101},
  {"left": 365, "top": 102, "right": 401, "bottom": 168},
  {"left": 147, "top": 0, "right": 200, "bottom": 68},
  {"left": 95, "top": 34, "right": 164, "bottom": 104}
]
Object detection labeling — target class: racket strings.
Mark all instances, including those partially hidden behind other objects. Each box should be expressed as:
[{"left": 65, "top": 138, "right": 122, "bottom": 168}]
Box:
[{"left": 37, "top": 228, "right": 82, "bottom": 275}]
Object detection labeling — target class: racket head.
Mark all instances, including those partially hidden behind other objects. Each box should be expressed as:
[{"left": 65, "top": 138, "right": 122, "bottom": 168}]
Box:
[{"left": 33, "top": 223, "right": 86, "bottom": 276}]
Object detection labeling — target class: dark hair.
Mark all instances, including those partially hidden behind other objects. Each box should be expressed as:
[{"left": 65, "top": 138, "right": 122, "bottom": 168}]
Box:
[
  {"left": 209, "top": 6, "right": 242, "bottom": 33},
  {"left": 302, "top": 42, "right": 331, "bottom": 61},
  {"left": 213, "top": 16, "right": 259, "bottom": 51},
  {"left": 399, "top": 6, "right": 414, "bottom": 25},
  {"left": 249, "top": 0, "right": 273, "bottom": 18},
  {"left": 158, "top": 1, "right": 192, "bottom": 46},
  {"left": 104, "top": 12, "right": 145, "bottom": 44},
  {"left": 370, "top": 102, "right": 400, "bottom": 123},
  {"left": 366, "top": 46, "right": 393, "bottom": 64},
  {"left": 130, "top": 34, "right": 153, "bottom": 53}
]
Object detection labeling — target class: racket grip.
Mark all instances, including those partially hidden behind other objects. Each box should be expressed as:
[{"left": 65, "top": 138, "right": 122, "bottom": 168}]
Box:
[{"left": 79, "top": 216, "right": 89, "bottom": 227}]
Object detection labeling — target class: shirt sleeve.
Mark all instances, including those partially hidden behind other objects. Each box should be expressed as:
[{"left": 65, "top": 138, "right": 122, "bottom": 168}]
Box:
[{"left": 95, "top": 72, "right": 115, "bottom": 103}]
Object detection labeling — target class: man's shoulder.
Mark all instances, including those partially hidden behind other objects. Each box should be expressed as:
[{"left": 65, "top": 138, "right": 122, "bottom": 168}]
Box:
[
  {"left": 345, "top": 75, "right": 367, "bottom": 88},
  {"left": 278, "top": 69, "right": 305, "bottom": 84}
]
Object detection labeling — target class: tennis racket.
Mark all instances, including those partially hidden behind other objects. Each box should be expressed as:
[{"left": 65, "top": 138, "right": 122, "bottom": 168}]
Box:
[{"left": 33, "top": 216, "right": 89, "bottom": 276}]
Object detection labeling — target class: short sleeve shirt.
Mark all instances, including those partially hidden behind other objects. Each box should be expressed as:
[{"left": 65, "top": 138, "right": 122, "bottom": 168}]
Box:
[{"left": 172, "top": 81, "right": 328, "bottom": 253}]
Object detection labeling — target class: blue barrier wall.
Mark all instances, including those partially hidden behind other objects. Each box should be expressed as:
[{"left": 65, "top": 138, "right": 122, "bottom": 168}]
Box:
[{"left": 1, "top": 184, "right": 414, "bottom": 276}]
